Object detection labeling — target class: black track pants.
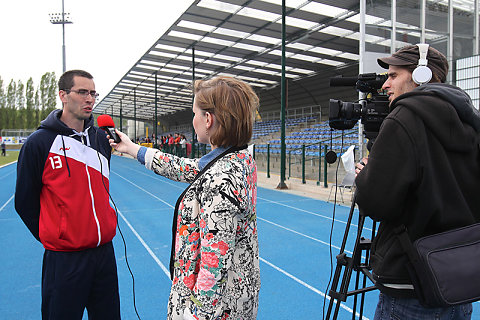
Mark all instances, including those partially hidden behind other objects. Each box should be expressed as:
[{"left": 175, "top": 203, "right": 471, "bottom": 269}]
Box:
[{"left": 41, "top": 241, "right": 121, "bottom": 320}]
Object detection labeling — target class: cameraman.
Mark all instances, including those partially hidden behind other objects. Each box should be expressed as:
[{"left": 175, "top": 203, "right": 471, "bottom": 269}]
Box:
[{"left": 355, "top": 44, "right": 480, "bottom": 319}]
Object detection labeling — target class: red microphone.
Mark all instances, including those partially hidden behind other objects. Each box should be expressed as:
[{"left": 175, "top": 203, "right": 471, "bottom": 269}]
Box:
[{"left": 97, "top": 114, "right": 121, "bottom": 143}]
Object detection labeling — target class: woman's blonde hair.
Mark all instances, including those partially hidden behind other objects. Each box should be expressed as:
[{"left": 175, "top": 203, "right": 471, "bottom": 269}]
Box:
[{"left": 194, "top": 76, "right": 259, "bottom": 147}]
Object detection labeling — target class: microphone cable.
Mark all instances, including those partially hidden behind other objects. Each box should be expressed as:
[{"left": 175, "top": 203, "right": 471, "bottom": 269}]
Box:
[
  {"left": 95, "top": 131, "right": 143, "bottom": 320},
  {"left": 322, "top": 131, "right": 345, "bottom": 320}
]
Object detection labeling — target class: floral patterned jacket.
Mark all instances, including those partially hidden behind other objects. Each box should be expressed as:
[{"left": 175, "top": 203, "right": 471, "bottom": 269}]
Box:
[{"left": 144, "top": 147, "right": 260, "bottom": 320}]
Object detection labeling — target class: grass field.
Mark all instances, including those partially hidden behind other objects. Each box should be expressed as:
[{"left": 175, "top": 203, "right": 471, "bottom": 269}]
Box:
[{"left": 0, "top": 150, "right": 19, "bottom": 167}]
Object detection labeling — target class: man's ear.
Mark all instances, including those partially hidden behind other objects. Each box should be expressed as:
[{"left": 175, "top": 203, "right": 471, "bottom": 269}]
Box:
[{"left": 59, "top": 90, "right": 68, "bottom": 104}]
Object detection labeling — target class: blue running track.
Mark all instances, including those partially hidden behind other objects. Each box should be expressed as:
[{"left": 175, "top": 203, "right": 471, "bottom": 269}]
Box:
[{"left": 1, "top": 155, "right": 478, "bottom": 319}]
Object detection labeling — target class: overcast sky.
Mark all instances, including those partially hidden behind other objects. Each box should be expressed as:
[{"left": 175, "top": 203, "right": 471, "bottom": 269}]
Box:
[{"left": 0, "top": 0, "right": 194, "bottom": 103}]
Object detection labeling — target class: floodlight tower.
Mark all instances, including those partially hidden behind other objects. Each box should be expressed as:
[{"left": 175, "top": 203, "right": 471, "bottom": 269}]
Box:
[{"left": 49, "top": 0, "right": 72, "bottom": 73}]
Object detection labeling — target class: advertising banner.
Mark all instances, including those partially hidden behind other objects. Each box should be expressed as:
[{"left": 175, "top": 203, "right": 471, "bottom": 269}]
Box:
[{"left": 0, "top": 136, "right": 26, "bottom": 144}]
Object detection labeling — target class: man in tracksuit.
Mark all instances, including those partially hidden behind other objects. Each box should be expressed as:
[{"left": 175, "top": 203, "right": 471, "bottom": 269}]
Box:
[{"left": 15, "top": 70, "right": 120, "bottom": 319}]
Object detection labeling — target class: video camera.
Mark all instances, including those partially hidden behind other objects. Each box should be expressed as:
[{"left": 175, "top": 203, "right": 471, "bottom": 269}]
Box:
[{"left": 328, "top": 73, "right": 390, "bottom": 142}]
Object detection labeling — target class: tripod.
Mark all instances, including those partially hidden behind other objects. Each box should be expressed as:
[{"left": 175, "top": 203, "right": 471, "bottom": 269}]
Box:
[{"left": 325, "top": 193, "right": 378, "bottom": 320}]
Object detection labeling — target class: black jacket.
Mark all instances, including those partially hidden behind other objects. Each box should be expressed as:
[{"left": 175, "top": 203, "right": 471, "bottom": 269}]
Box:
[{"left": 355, "top": 83, "right": 480, "bottom": 297}]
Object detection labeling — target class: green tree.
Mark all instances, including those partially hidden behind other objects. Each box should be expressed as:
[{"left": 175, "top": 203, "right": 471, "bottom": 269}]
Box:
[
  {"left": 45, "top": 72, "right": 58, "bottom": 117},
  {"left": 25, "top": 78, "right": 35, "bottom": 129},
  {"left": 0, "top": 76, "right": 5, "bottom": 130},
  {"left": 6, "top": 80, "right": 16, "bottom": 129},
  {"left": 16, "top": 80, "right": 25, "bottom": 129},
  {"left": 34, "top": 88, "right": 40, "bottom": 127},
  {"left": 38, "top": 72, "right": 58, "bottom": 119},
  {"left": 0, "top": 72, "right": 57, "bottom": 130},
  {"left": 39, "top": 73, "right": 50, "bottom": 120}
]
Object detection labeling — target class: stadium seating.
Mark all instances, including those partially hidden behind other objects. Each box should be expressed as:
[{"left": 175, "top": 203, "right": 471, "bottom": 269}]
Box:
[{"left": 253, "top": 119, "right": 365, "bottom": 157}]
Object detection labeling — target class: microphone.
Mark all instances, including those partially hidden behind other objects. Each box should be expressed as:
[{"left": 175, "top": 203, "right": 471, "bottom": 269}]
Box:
[{"left": 97, "top": 114, "right": 121, "bottom": 143}]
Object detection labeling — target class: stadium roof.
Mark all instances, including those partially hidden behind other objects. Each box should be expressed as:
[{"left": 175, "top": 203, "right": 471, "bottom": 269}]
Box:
[{"left": 93, "top": 0, "right": 472, "bottom": 121}]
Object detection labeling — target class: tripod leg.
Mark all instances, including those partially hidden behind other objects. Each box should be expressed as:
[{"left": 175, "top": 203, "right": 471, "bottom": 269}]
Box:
[
  {"left": 358, "top": 220, "right": 376, "bottom": 320},
  {"left": 326, "top": 202, "right": 368, "bottom": 319},
  {"left": 352, "top": 271, "right": 361, "bottom": 320},
  {"left": 359, "top": 272, "right": 368, "bottom": 320},
  {"left": 325, "top": 195, "right": 359, "bottom": 319},
  {"left": 333, "top": 215, "right": 366, "bottom": 318}
]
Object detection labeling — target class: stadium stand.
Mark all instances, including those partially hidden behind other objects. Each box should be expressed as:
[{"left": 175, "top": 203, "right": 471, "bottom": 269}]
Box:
[{"left": 253, "top": 120, "right": 364, "bottom": 157}]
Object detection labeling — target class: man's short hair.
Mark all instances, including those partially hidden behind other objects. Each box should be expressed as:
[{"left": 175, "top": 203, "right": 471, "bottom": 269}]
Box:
[
  {"left": 194, "top": 76, "right": 259, "bottom": 148},
  {"left": 58, "top": 70, "right": 93, "bottom": 91},
  {"left": 377, "top": 45, "right": 449, "bottom": 83}
]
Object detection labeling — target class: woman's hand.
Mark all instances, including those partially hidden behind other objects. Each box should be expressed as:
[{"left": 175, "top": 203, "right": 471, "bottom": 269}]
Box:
[
  {"left": 355, "top": 157, "right": 368, "bottom": 176},
  {"left": 108, "top": 129, "right": 141, "bottom": 159}
]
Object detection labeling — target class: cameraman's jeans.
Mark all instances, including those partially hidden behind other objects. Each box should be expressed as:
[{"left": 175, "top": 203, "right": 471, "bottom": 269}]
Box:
[{"left": 373, "top": 293, "right": 472, "bottom": 320}]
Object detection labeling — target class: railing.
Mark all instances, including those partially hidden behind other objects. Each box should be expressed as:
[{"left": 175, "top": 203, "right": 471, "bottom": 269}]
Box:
[
  {"left": 163, "top": 131, "right": 359, "bottom": 188},
  {"left": 0, "top": 128, "right": 36, "bottom": 138},
  {"left": 256, "top": 128, "right": 359, "bottom": 186},
  {"left": 258, "top": 105, "right": 321, "bottom": 123}
]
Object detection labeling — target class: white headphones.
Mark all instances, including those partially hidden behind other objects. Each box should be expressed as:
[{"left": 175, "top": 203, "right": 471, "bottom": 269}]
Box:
[{"left": 412, "top": 43, "right": 433, "bottom": 85}]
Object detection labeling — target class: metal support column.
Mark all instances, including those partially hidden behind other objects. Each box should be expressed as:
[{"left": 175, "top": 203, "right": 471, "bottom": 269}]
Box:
[
  {"left": 61, "top": 0, "right": 67, "bottom": 73},
  {"left": 191, "top": 47, "right": 196, "bottom": 158},
  {"left": 391, "top": 0, "right": 397, "bottom": 53},
  {"left": 301, "top": 145, "right": 306, "bottom": 184},
  {"left": 358, "top": 0, "right": 366, "bottom": 159},
  {"left": 448, "top": 0, "right": 454, "bottom": 84},
  {"left": 317, "top": 144, "right": 322, "bottom": 185},
  {"left": 155, "top": 72, "right": 158, "bottom": 148},
  {"left": 119, "top": 101, "right": 123, "bottom": 132},
  {"left": 475, "top": 0, "right": 479, "bottom": 55},
  {"left": 49, "top": 0, "right": 72, "bottom": 73},
  {"left": 277, "top": 0, "right": 288, "bottom": 189},
  {"left": 420, "top": 0, "right": 426, "bottom": 42},
  {"left": 324, "top": 145, "right": 328, "bottom": 188},
  {"left": 134, "top": 89, "right": 137, "bottom": 142},
  {"left": 267, "top": 144, "right": 271, "bottom": 179}
]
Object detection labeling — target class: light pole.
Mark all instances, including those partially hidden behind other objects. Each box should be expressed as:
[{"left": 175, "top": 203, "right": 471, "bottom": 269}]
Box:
[{"left": 49, "top": 0, "right": 72, "bottom": 73}]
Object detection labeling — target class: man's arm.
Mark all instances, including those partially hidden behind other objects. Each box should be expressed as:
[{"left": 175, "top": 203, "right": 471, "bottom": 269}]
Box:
[
  {"left": 355, "top": 115, "right": 418, "bottom": 221},
  {"left": 15, "top": 137, "right": 44, "bottom": 242}
]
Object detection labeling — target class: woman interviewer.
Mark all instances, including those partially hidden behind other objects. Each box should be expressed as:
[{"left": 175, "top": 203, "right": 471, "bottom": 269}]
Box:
[{"left": 109, "top": 76, "right": 261, "bottom": 320}]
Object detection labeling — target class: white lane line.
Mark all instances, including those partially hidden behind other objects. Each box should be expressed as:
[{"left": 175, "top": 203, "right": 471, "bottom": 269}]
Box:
[
  {"left": 113, "top": 169, "right": 359, "bottom": 254},
  {"left": 0, "top": 194, "right": 14, "bottom": 212},
  {"left": 112, "top": 171, "right": 174, "bottom": 208},
  {"left": 0, "top": 161, "right": 17, "bottom": 169},
  {"left": 257, "top": 217, "right": 350, "bottom": 255},
  {"left": 115, "top": 166, "right": 186, "bottom": 190},
  {"left": 112, "top": 170, "right": 368, "bottom": 319},
  {"left": 113, "top": 166, "right": 366, "bottom": 234},
  {"left": 258, "top": 196, "right": 372, "bottom": 232},
  {"left": 260, "top": 257, "right": 370, "bottom": 320},
  {"left": 114, "top": 204, "right": 170, "bottom": 278},
  {"left": 0, "top": 168, "right": 15, "bottom": 180}
]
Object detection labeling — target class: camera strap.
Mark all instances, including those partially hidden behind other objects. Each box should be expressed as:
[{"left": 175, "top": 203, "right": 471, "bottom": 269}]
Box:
[{"left": 393, "top": 225, "right": 419, "bottom": 263}]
